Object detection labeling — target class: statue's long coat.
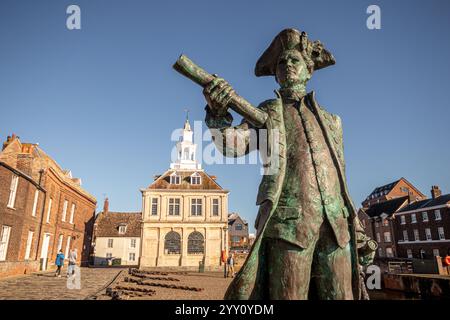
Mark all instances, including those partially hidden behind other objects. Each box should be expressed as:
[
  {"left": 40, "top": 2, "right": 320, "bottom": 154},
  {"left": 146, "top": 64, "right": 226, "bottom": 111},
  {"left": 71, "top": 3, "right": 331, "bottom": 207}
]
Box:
[{"left": 207, "top": 91, "right": 362, "bottom": 300}]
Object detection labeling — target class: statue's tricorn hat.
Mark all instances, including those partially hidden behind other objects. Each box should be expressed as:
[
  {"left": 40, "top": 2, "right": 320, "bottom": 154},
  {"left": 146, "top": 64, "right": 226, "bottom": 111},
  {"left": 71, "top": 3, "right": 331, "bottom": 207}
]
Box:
[{"left": 255, "top": 28, "right": 336, "bottom": 77}]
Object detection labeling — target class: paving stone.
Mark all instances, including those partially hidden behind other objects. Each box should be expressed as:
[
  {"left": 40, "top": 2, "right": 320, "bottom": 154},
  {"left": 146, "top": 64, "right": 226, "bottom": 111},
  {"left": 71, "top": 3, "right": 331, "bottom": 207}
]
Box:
[{"left": 0, "top": 267, "right": 124, "bottom": 300}]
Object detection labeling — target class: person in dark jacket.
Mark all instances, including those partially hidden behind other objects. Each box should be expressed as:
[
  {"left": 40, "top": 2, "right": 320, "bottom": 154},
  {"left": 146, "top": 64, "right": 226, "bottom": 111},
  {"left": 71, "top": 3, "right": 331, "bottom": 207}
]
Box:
[{"left": 55, "top": 250, "right": 65, "bottom": 277}]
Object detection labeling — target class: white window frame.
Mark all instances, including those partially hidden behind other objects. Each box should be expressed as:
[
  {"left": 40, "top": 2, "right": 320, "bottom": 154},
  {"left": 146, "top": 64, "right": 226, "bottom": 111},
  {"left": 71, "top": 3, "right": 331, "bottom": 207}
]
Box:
[
  {"left": 422, "top": 211, "right": 429, "bottom": 222},
  {"left": 129, "top": 252, "right": 136, "bottom": 262},
  {"left": 24, "top": 231, "right": 34, "bottom": 260},
  {"left": 386, "top": 247, "right": 393, "bottom": 257},
  {"left": 57, "top": 234, "right": 64, "bottom": 251},
  {"left": 31, "top": 190, "right": 39, "bottom": 217},
  {"left": 411, "top": 213, "right": 417, "bottom": 224},
  {"left": 384, "top": 232, "right": 391, "bottom": 243},
  {"left": 151, "top": 198, "right": 158, "bottom": 216},
  {"left": 65, "top": 236, "right": 71, "bottom": 258},
  {"left": 168, "top": 198, "right": 181, "bottom": 216},
  {"left": 435, "top": 209, "right": 442, "bottom": 221},
  {"left": 190, "top": 172, "right": 201, "bottom": 185},
  {"left": 438, "top": 227, "right": 445, "bottom": 240},
  {"left": 212, "top": 198, "right": 220, "bottom": 216},
  {"left": 407, "top": 249, "right": 413, "bottom": 258},
  {"left": 403, "top": 230, "right": 409, "bottom": 241},
  {"left": 413, "top": 229, "right": 420, "bottom": 241},
  {"left": 118, "top": 225, "right": 127, "bottom": 234},
  {"left": 106, "top": 253, "right": 112, "bottom": 259},
  {"left": 170, "top": 173, "right": 181, "bottom": 185},
  {"left": 400, "top": 215, "right": 406, "bottom": 225},
  {"left": 46, "top": 198, "right": 53, "bottom": 224},
  {"left": 190, "top": 198, "right": 203, "bottom": 216},
  {"left": 130, "top": 238, "right": 136, "bottom": 249},
  {"left": 107, "top": 238, "right": 114, "bottom": 248},
  {"left": 7, "top": 175, "right": 19, "bottom": 209},
  {"left": 376, "top": 232, "right": 381, "bottom": 243},
  {"left": 0, "top": 226, "right": 12, "bottom": 261},
  {"left": 425, "top": 228, "right": 432, "bottom": 241},
  {"left": 69, "top": 203, "right": 75, "bottom": 224},
  {"left": 62, "top": 200, "right": 68, "bottom": 222}
]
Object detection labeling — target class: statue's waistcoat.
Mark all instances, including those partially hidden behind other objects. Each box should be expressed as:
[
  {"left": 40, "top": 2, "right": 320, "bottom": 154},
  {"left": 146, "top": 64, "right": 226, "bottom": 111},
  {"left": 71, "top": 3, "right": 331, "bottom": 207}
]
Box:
[{"left": 262, "top": 96, "right": 351, "bottom": 249}]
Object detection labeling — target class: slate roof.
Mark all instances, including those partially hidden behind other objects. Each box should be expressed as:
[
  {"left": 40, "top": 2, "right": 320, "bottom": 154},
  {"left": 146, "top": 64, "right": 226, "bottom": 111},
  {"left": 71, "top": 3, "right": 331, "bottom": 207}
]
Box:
[
  {"left": 364, "top": 196, "right": 409, "bottom": 218},
  {"left": 95, "top": 211, "right": 142, "bottom": 237},
  {"left": 367, "top": 179, "right": 400, "bottom": 198},
  {"left": 228, "top": 213, "right": 248, "bottom": 225},
  {"left": 397, "top": 194, "right": 450, "bottom": 213}
]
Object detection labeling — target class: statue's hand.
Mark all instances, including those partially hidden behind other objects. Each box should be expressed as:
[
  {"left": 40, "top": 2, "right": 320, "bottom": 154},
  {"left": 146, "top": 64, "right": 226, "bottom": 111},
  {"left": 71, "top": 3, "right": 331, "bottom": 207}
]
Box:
[{"left": 203, "top": 75, "right": 236, "bottom": 117}]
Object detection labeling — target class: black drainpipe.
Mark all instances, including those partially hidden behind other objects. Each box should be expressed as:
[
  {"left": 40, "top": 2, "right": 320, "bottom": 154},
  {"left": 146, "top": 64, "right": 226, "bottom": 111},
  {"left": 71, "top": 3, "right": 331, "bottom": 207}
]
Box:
[{"left": 35, "top": 169, "right": 47, "bottom": 265}]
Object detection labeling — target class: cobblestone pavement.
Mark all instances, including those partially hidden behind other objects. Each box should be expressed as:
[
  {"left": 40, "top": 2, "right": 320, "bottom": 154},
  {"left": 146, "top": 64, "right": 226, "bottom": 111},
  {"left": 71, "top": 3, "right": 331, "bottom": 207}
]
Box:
[
  {"left": 95, "top": 270, "right": 233, "bottom": 300},
  {"left": 0, "top": 267, "right": 124, "bottom": 300}
]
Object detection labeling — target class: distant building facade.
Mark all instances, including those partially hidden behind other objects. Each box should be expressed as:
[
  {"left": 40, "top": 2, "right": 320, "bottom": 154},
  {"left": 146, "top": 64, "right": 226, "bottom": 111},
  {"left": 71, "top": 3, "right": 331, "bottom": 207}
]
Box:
[
  {"left": 395, "top": 186, "right": 450, "bottom": 259},
  {"left": 0, "top": 161, "right": 45, "bottom": 278},
  {"left": 0, "top": 134, "right": 96, "bottom": 278},
  {"left": 361, "top": 177, "right": 425, "bottom": 208},
  {"left": 228, "top": 213, "right": 249, "bottom": 251},
  {"left": 358, "top": 196, "right": 409, "bottom": 258},
  {"left": 140, "top": 119, "right": 229, "bottom": 270},
  {"left": 92, "top": 199, "right": 141, "bottom": 266},
  {"left": 359, "top": 178, "right": 450, "bottom": 261}
]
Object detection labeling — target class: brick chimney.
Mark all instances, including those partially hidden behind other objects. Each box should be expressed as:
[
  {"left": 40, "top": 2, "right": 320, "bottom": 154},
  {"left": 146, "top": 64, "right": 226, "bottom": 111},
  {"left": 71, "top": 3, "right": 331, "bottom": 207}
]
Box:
[
  {"left": 431, "top": 186, "right": 442, "bottom": 199},
  {"left": 103, "top": 197, "right": 109, "bottom": 214},
  {"left": 2, "top": 134, "right": 17, "bottom": 151},
  {"left": 408, "top": 191, "right": 415, "bottom": 204}
]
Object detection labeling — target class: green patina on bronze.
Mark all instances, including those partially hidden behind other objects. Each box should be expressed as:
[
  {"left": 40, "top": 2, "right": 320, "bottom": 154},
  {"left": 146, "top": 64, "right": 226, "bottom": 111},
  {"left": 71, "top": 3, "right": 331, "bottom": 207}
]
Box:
[{"left": 174, "top": 28, "right": 377, "bottom": 300}]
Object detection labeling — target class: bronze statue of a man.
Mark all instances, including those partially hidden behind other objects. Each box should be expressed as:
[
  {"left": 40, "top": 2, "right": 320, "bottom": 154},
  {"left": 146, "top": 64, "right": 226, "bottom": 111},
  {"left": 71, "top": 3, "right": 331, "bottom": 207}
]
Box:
[{"left": 202, "top": 28, "right": 375, "bottom": 300}]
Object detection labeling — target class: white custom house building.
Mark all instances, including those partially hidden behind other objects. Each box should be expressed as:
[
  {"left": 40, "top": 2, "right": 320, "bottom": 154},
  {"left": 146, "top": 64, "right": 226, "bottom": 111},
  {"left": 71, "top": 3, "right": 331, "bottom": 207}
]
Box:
[{"left": 139, "top": 118, "right": 229, "bottom": 270}]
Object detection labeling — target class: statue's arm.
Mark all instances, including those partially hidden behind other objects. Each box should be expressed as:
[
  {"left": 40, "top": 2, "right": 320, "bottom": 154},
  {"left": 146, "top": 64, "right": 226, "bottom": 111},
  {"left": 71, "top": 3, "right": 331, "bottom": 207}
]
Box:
[{"left": 205, "top": 106, "right": 266, "bottom": 158}]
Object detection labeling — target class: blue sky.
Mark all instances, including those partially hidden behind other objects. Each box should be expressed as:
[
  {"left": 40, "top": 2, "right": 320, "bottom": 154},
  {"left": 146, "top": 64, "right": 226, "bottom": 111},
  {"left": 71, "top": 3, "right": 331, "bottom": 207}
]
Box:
[{"left": 1, "top": 0, "right": 449, "bottom": 232}]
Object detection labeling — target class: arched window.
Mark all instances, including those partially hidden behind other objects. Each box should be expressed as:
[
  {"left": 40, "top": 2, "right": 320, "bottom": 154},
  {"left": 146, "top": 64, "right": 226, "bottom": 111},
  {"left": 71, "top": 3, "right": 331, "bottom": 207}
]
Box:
[
  {"left": 164, "top": 231, "right": 181, "bottom": 254},
  {"left": 187, "top": 231, "right": 204, "bottom": 254}
]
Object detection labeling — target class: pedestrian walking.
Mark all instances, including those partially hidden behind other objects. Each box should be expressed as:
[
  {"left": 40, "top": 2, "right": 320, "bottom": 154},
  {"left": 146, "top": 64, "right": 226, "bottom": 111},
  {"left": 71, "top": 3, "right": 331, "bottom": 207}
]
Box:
[
  {"left": 55, "top": 250, "right": 64, "bottom": 277},
  {"left": 227, "top": 253, "right": 235, "bottom": 278},
  {"left": 67, "top": 248, "right": 78, "bottom": 277}
]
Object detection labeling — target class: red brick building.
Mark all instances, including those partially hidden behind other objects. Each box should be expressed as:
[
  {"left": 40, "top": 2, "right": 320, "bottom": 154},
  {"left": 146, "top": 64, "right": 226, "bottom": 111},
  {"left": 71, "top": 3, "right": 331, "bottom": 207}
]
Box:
[
  {"left": 395, "top": 186, "right": 450, "bottom": 259},
  {"left": 0, "top": 161, "right": 46, "bottom": 278},
  {"left": 0, "top": 134, "right": 96, "bottom": 278},
  {"left": 361, "top": 177, "right": 425, "bottom": 208},
  {"left": 358, "top": 196, "right": 409, "bottom": 258},
  {"left": 359, "top": 178, "right": 450, "bottom": 262}
]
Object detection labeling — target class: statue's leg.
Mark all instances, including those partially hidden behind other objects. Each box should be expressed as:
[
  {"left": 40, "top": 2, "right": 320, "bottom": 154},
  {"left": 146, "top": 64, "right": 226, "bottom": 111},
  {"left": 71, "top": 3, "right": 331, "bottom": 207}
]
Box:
[
  {"left": 312, "top": 221, "right": 353, "bottom": 300},
  {"left": 266, "top": 238, "right": 318, "bottom": 300}
]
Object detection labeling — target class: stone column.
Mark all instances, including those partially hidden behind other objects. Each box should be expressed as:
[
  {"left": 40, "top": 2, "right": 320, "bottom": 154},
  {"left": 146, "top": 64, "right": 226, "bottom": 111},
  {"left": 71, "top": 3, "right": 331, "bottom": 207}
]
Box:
[
  {"left": 156, "top": 227, "right": 164, "bottom": 266},
  {"left": 181, "top": 227, "right": 187, "bottom": 267},
  {"left": 203, "top": 227, "right": 208, "bottom": 268},
  {"left": 181, "top": 227, "right": 188, "bottom": 267},
  {"left": 203, "top": 195, "right": 207, "bottom": 222}
]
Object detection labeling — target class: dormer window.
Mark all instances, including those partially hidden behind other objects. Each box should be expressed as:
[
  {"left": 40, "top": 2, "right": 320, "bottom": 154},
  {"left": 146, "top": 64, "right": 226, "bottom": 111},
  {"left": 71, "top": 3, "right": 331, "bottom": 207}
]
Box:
[
  {"left": 170, "top": 172, "right": 181, "bottom": 184},
  {"left": 118, "top": 225, "right": 127, "bottom": 235},
  {"left": 190, "top": 172, "right": 201, "bottom": 185}
]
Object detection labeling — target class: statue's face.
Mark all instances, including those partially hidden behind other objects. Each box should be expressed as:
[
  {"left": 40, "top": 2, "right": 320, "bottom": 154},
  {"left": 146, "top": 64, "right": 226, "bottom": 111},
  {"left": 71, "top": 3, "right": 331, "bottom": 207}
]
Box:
[{"left": 275, "top": 50, "right": 310, "bottom": 87}]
